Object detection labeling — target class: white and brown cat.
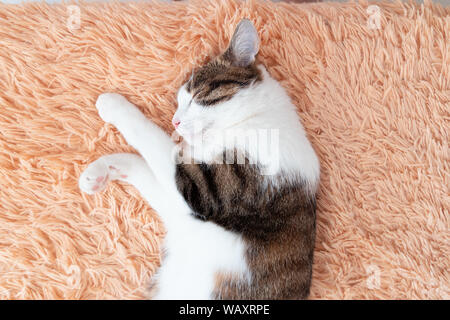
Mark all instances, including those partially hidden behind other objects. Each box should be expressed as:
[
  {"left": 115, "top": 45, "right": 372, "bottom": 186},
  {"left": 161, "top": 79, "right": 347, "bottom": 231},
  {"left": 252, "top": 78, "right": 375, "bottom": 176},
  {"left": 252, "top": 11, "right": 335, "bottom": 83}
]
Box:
[{"left": 79, "top": 19, "right": 320, "bottom": 299}]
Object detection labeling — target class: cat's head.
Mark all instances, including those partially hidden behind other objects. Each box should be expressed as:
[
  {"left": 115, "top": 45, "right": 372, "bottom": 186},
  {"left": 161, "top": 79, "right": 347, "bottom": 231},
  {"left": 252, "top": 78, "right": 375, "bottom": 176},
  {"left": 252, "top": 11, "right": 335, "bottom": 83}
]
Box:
[{"left": 173, "top": 19, "right": 261, "bottom": 145}]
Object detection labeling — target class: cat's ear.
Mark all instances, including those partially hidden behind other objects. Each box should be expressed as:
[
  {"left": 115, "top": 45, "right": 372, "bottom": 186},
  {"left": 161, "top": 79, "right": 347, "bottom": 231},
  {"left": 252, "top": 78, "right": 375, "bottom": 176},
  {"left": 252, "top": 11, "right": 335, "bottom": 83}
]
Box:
[{"left": 225, "top": 19, "right": 259, "bottom": 67}]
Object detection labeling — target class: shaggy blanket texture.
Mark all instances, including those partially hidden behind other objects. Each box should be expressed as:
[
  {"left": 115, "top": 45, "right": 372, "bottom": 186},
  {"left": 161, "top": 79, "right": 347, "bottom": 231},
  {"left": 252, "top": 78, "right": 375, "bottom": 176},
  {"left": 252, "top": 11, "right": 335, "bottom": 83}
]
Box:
[{"left": 0, "top": 0, "right": 448, "bottom": 299}]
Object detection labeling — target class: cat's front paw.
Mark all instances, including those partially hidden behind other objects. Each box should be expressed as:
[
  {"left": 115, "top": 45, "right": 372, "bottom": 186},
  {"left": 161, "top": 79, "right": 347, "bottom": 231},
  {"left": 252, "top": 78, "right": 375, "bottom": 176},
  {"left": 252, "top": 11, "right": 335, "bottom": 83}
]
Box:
[
  {"left": 95, "top": 93, "right": 130, "bottom": 124},
  {"left": 79, "top": 156, "right": 130, "bottom": 194},
  {"left": 79, "top": 159, "right": 110, "bottom": 195}
]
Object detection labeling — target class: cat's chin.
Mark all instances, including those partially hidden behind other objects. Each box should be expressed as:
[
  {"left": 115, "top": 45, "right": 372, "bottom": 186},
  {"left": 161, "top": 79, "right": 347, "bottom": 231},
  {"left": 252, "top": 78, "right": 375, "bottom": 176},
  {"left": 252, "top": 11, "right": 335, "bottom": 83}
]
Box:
[
  {"left": 177, "top": 126, "right": 214, "bottom": 146},
  {"left": 177, "top": 131, "right": 203, "bottom": 147}
]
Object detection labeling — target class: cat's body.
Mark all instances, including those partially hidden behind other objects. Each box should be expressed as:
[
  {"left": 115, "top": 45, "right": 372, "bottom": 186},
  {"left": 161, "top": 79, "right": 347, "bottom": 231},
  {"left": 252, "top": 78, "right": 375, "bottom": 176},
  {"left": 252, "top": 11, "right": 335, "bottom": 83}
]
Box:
[{"left": 79, "top": 19, "right": 319, "bottom": 299}]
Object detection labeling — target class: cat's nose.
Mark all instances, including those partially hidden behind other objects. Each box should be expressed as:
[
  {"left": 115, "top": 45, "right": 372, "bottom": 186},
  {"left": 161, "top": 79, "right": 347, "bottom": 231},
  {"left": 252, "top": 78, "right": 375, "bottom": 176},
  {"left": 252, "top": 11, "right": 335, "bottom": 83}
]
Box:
[{"left": 172, "top": 118, "right": 181, "bottom": 129}]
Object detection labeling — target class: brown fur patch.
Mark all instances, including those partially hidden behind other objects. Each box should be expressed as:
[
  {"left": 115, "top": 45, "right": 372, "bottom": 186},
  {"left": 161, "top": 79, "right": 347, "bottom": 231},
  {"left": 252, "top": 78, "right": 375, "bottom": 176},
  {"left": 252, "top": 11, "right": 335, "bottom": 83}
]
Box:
[
  {"left": 175, "top": 152, "right": 316, "bottom": 299},
  {"left": 186, "top": 56, "right": 262, "bottom": 106}
]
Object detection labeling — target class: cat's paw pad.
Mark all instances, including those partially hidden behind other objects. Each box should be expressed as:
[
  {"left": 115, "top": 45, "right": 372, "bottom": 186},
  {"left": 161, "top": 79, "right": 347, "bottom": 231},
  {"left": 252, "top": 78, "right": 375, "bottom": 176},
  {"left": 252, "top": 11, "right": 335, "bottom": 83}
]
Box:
[
  {"left": 95, "top": 93, "right": 128, "bottom": 124},
  {"left": 107, "top": 165, "right": 128, "bottom": 179},
  {"left": 79, "top": 160, "right": 110, "bottom": 195}
]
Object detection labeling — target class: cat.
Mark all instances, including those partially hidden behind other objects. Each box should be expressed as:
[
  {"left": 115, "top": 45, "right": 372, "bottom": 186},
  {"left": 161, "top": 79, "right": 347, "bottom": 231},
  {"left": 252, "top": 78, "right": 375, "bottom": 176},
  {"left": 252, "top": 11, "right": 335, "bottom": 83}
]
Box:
[{"left": 79, "top": 19, "right": 320, "bottom": 299}]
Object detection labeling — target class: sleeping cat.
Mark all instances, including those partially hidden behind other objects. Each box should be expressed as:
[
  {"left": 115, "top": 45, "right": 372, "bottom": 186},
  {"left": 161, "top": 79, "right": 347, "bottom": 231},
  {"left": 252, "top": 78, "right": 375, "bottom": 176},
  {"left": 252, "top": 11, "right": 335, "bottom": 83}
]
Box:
[{"left": 79, "top": 19, "right": 320, "bottom": 299}]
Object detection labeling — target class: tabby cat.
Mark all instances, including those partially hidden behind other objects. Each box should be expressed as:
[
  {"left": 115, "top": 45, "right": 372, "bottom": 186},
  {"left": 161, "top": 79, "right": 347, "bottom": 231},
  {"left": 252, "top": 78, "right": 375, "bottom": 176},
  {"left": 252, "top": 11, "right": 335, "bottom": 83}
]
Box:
[{"left": 79, "top": 19, "right": 320, "bottom": 299}]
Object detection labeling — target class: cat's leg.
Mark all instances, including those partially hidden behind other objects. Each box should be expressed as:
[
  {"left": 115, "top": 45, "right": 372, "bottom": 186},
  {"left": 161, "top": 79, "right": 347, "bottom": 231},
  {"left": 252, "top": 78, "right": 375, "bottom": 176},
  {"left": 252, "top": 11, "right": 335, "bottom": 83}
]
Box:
[
  {"left": 94, "top": 93, "right": 179, "bottom": 194},
  {"left": 79, "top": 153, "right": 188, "bottom": 224}
]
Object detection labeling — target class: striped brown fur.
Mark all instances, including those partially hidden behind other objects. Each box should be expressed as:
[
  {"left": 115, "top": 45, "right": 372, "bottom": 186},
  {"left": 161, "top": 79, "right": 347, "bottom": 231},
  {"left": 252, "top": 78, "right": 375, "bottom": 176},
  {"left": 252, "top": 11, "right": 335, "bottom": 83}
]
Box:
[
  {"left": 175, "top": 152, "right": 316, "bottom": 299},
  {"left": 186, "top": 54, "right": 262, "bottom": 106}
]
